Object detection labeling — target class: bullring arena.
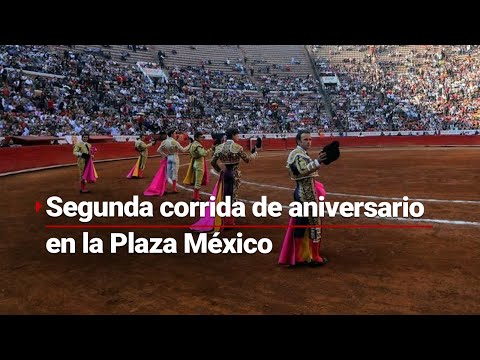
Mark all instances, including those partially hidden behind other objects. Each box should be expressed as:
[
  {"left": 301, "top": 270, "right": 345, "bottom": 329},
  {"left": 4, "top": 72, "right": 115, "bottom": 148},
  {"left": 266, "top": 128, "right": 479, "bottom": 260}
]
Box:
[
  {"left": 1, "top": 44, "right": 480, "bottom": 314},
  {"left": 1, "top": 136, "right": 479, "bottom": 314}
]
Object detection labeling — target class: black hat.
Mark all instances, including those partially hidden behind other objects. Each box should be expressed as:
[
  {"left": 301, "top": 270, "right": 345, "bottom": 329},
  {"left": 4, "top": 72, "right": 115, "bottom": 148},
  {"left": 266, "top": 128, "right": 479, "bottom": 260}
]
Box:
[
  {"left": 194, "top": 131, "right": 205, "bottom": 140},
  {"left": 251, "top": 137, "right": 262, "bottom": 154},
  {"left": 225, "top": 128, "right": 239, "bottom": 139},
  {"left": 211, "top": 132, "right": 225, "bottom": 146},
  {"left": 321, "top": 141, "right": 340, "bottom": 165}
]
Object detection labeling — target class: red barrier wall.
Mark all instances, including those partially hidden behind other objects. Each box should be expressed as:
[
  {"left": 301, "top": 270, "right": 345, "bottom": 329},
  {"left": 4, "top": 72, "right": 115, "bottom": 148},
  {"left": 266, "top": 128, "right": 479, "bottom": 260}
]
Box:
[
  {"left": 312, "top": 135, "right": 480, "bottom": 148},
  {"left": 0, "top": 142, "right": 141, "bottom": 174},
  {"left": 1, "top": 135, "right": 479, "bottom": 174},
  {"left": 263, "top": 135, "right": 480, "bottom": 150}
]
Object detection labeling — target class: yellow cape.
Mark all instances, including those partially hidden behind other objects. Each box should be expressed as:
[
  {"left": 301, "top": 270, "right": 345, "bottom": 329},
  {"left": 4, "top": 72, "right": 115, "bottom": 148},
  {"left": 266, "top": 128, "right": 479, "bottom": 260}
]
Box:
[{"left": 182, "top": 159, "right": 195, "bottom": 185}]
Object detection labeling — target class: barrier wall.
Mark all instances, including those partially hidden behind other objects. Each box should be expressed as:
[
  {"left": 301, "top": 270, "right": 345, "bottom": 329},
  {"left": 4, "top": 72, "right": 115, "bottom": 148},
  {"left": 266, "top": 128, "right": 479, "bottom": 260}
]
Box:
[
  {"left": 0, "top": 142, "right": 143, "bottom": 174},
  {"left": 1, "top": 135, "right": 479, "bottom": 174}
]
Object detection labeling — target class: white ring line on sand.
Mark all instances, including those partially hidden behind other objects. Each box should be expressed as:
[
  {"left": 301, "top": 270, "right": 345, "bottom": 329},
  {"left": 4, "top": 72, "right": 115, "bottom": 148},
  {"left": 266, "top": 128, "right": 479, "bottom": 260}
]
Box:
[
  {"left": 3, "top": 143, "right": 479, "bottom": 176},
  {"left": 3, "top": 153, "right": 478, "bottom": 226},
  {"left": 0, "top": 153, "right": 276, "bottom": 177},
  {"left": 0, "top": 155, "right": 156, "bottom": 177},
  {"left": 385, "top": 217, "right": 480, "bottom": 226},
  {"left": 19, "top": 154, "right": 473, "bottom": 205},
  {"left": 209, "top": 169, "right": 480, "bottom": 205},
  {"left": 173, "top": 174, "right": 480, "bottom": 227}
]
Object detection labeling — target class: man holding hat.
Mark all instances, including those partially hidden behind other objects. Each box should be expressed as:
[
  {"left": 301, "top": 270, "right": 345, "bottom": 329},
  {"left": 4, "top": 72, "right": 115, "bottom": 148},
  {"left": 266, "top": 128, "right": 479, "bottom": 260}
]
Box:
[{"left": 278, "top": 130, "right": 340, "bottom": 266}]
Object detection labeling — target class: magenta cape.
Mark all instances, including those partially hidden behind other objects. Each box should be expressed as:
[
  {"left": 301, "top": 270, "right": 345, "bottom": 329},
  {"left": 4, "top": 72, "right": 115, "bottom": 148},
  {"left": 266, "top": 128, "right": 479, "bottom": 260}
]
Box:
[
  {"left": 190, "top": 172, "right": 224, "bottom": 232},
  {"left": 82, "top": 146, "right": 98, "bottom": 183},
  {"left": 143, "top": 158, "right": 168, "bottom": 196},
  {"left": 278, "top": 181, "right": 326, "bottom": 266}
]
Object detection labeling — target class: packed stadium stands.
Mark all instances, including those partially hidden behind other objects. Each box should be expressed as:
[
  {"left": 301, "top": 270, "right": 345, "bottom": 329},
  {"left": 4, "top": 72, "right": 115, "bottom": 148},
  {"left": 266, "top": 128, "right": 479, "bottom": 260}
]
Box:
[{"left": 1, "top": 45, "right": 479, "bottom": 143}]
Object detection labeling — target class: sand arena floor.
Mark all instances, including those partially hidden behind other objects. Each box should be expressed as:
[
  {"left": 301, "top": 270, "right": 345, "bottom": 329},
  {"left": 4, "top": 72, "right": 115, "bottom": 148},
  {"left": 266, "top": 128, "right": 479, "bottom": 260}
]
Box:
[{"left": 1, "top": 147, "right": 479, "bottom": 314}]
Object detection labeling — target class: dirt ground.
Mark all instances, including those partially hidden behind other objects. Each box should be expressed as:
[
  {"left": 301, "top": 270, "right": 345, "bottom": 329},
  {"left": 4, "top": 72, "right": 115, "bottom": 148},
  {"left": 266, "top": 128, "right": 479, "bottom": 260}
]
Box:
[{"left": 1, "top": 147, "right": 479, "bottom": 314}]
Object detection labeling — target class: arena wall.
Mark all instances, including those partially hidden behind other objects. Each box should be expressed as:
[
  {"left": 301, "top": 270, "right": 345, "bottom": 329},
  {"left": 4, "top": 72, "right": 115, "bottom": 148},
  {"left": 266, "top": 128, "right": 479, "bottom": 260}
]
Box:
[{"left": 1, "top": 135, "right": 479, "bottom": 174}]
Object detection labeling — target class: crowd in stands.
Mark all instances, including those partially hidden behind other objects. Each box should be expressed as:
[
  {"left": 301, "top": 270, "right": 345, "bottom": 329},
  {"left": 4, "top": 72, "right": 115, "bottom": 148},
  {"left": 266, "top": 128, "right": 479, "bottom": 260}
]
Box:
[
  {"left": 2, "top": 45, "right": 480, "bottom": 141},
  {"left": 0, "top": 45, "right": 328, "bottom": 139},
  {"left": 310, "top": 45, "right": 480, "bottom": 132}
]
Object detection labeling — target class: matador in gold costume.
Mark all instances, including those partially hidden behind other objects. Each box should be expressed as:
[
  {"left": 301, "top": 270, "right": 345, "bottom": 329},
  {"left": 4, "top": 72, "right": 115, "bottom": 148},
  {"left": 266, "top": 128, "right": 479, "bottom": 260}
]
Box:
[
  {"left": 283, "top": 130, "right": 329, "bottom": 266},
  {"left": 210, "top": 128, "right": 258, "bottom": 226}
]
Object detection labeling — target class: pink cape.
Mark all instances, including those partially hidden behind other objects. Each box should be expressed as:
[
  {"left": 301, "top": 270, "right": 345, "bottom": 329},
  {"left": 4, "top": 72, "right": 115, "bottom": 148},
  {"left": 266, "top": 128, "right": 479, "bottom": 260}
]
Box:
[
  {"left": 278, "top": 181, "right": 326, "bottom": 265},
  {"left": 143, "top": 158, "right": 168, "bottom": 196},
  {"left": 82, "top": 146, "right": 98, "bottom": 183},
  {"left": 190, "top": 172, "right": 223, "bottom": 232}
]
